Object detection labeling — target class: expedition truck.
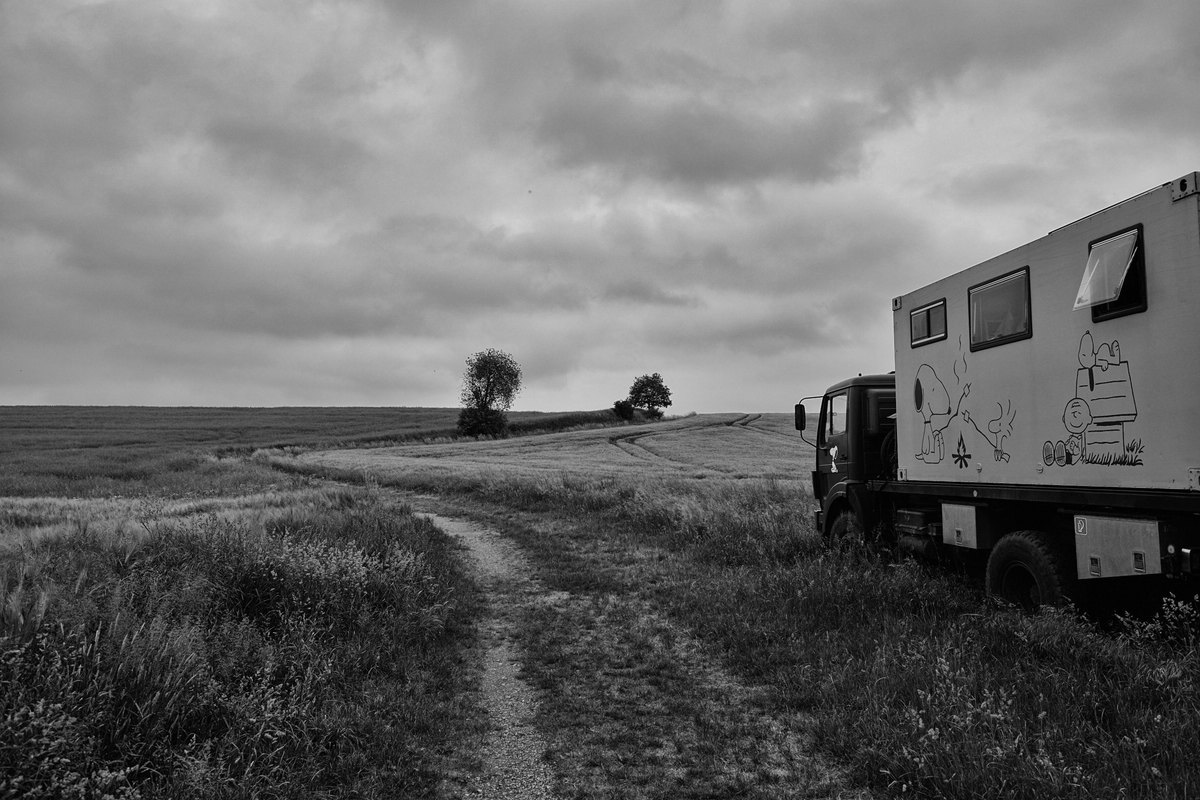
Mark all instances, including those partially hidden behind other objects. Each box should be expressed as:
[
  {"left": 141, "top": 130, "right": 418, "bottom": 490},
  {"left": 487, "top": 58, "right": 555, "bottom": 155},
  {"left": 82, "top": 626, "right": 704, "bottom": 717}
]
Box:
[{"left": 796, "top": 172, "right": 1200, "bottom": 606}]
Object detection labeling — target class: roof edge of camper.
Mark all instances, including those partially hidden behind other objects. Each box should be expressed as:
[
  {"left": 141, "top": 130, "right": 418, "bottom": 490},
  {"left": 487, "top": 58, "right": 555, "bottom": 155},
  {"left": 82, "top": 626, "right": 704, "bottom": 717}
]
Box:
[{"left": 1048, "top": 170, "right": 1199, "bottom": 237}]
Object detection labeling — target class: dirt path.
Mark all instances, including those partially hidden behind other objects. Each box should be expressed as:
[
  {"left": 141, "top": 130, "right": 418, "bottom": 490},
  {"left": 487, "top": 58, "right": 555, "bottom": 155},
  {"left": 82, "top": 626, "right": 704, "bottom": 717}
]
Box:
[
  {"left": 414, "top": 502, "right": 869, "bottom": 799},
  {"left": 417, "top": 512, "right": 556, "bottom": 800}
]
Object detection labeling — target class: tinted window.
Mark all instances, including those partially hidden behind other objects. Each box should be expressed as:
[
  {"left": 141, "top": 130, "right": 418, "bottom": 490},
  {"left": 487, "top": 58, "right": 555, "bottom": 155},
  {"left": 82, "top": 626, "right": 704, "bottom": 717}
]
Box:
[
  {"left": 910, "top": 299, "right": 947, "bottom": 347},
  {"left": 969, "top": 268, "right": 1031, "bottom": 351}
]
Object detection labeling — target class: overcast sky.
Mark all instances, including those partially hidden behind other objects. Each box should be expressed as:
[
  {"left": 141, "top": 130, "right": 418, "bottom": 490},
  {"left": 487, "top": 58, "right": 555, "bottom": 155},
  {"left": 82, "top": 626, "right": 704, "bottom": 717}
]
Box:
[{"left": 3, "top": 1, "right": 1198, "bottom": 412}]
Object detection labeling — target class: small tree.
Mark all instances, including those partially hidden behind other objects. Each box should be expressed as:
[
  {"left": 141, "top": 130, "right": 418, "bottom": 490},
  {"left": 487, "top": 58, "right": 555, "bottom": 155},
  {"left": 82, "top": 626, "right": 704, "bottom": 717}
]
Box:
[
  {"left": 612, "top": 398, "right": 635, "bottom": 421},
  {"left": 458, "top": 349, "right": 522, "bottom": 437},
  {"left": 628, "top": 373, "right": 672, "bottom": 420}
]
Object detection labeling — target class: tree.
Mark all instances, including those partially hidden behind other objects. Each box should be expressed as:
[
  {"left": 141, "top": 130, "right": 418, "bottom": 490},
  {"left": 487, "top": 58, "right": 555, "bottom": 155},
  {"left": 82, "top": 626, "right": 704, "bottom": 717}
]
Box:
[
  {"left": 458, "top": 349, "right": 522, "bottom": 437},
  {"left": 628, "top": 373, "right": 672, "bottom": 419}
]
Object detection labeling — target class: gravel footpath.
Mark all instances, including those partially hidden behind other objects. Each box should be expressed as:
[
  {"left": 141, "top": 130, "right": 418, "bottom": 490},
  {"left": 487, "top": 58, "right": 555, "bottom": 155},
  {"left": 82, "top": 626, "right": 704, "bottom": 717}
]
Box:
[
  {"left": 416, "top": 506, "right": 867, "bottom": 799},
  {"left": 418, "top": 513, "right": 556, "bottom": 800}
]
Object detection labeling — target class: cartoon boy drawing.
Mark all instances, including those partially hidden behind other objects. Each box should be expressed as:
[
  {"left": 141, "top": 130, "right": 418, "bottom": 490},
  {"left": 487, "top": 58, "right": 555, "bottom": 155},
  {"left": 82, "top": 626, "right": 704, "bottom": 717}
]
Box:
[{"left": 1062, "top": 397, "right": 1092, "bottom": 464}]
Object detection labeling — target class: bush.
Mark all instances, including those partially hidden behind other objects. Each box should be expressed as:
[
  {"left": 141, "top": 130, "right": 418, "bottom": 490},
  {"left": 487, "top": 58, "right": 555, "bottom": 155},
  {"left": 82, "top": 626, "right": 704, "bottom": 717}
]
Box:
[
  {"left": 456, "top": 407, "right": 508, "bottom": 437},
  {"left": 612, "top": 400, "right": 635, "bottom": 421}
]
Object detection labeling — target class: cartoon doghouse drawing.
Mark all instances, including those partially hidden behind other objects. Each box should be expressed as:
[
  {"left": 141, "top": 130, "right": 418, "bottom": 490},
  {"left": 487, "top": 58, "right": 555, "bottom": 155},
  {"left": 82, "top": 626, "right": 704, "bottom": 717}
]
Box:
[{"left": 1074, "top": 331, "right": 1136, "bottom": 460}]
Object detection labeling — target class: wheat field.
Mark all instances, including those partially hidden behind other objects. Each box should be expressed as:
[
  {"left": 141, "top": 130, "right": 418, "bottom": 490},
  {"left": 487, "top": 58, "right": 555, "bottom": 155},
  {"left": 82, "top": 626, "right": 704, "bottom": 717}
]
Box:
[
  {"left": 292, "top": 412, "right": 813, "bottom": 484},
  {"left": 6, "top": 407, "right": 1198, "bottom": 799}
]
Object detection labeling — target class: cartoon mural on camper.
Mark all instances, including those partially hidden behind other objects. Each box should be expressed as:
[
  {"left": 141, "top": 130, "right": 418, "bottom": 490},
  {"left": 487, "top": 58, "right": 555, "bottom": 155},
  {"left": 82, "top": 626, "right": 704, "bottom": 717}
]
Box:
[
  {"left": 914, "top": 339, "right": 1016, "bottom": 469},
  {"left": 914, "top": 364, "right": 951, "bottom": 462},
  {"left": 1043, "top": 331, "right": 1143, "bottom": 467}
]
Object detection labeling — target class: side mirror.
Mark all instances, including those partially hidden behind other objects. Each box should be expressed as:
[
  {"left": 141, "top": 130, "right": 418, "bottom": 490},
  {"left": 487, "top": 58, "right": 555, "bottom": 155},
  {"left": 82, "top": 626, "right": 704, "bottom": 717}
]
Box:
[{"left": 796, "top": 396, "right": 820, "bottom": 447}]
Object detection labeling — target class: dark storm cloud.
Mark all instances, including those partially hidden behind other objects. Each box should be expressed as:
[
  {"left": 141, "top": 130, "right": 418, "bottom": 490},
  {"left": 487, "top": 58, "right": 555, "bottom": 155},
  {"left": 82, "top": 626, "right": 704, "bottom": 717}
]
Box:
[
  {"left": 651, "top": 301, "right": 837, "bottom": 358},
  {"left": 760, "top": 0, "right": 1126, "bottom": 104},
  {"left": 537, "top": 93, "right": 875, "bottom": 186},
  {"left": 3, "top": 0, "right": 1199, "bottom": 408},
  {"left": 383, "top": 2, "right": 890, "bottom": 188}
]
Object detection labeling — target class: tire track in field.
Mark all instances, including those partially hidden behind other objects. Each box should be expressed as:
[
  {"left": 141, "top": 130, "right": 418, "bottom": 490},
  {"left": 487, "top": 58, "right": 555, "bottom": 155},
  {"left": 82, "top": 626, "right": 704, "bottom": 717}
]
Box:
[
  {"left": 728, "top": 412, "right": 802, "bottom": 441},
  {"left": 417, "top": 494, "right": 872, "bottom": 800},
  {"left": 606, "top": 415, "right": 740, "bottom": 469},
  {"left": 607, "top": 429, "right": 683, "bottom": 467},
  {"left": 607, "top": 414, "right": 798, "bottom": 472}
]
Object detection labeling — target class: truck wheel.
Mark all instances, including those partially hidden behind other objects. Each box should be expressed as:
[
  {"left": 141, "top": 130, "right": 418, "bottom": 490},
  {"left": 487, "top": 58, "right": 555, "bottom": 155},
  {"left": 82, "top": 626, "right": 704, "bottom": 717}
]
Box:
[
  {"left": 827, "top": 509, "right": 864, "bottom": 543},
  {"left": 985, "top": 531, "right": 1070, "bottom": 609}
]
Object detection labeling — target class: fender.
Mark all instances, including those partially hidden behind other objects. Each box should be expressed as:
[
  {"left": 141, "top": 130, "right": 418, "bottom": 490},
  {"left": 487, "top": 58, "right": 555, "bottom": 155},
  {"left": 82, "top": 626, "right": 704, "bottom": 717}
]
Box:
[{"left": 820, "top": 479, "right": 880, "bottom": 535}]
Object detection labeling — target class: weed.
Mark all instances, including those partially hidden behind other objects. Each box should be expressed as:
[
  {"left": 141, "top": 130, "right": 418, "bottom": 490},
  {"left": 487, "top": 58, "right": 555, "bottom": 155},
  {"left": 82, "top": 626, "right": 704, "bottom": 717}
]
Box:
[
  {"left": 1, "top": 488, "right": 479, "bottom": 798},
  {"left": 322, "top": 455, "right": 1200, "bottom": 799}
]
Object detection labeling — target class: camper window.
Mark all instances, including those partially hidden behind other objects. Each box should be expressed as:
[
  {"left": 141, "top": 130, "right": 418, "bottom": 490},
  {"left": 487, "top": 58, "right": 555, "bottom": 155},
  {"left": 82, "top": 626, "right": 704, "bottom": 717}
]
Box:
[
  {"left": 969, "top": 268, "right": 1031, "bottom": 351},
  {"left": 910, "top": 299, "right": 947, "bottom": 347},
  {"left": 1075, "top": 225, "right": 1146, "bottom": 322}
]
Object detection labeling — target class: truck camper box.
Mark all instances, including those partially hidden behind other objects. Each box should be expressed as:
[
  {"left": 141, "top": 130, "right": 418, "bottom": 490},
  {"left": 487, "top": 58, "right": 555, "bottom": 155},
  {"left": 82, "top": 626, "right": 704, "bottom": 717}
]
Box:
[
  {"left": 799, "top": 173, "right": 1200, "bottom": 605},
  {"left": 893, "top": 172, "right": 1200, "bottom": 493}
]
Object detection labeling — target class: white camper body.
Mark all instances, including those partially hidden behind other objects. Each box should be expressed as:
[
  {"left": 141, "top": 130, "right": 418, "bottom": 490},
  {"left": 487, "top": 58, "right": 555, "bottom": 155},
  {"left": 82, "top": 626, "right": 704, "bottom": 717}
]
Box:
[
  {"left": 893, "top": 174, "right": 1200, "bottom": 493},
  {"left": 800, "top": 174, "right": 1200, "bottom": 603}
]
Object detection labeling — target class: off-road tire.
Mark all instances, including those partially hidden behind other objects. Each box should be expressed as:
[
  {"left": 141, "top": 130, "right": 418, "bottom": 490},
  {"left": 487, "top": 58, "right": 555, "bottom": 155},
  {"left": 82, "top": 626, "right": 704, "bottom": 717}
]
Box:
[
  {"left": 827, "top": 509, "right": 865, "bottom": 543},
  {"left": 986, "top": 530, "right": 1072, "bottom": 609}
]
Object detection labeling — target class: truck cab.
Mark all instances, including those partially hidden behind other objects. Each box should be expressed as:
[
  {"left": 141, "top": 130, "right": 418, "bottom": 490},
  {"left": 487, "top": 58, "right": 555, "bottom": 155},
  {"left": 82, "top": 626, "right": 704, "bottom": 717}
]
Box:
[{"left": 798, "top": 374, "right": 896, "bottom": 537}]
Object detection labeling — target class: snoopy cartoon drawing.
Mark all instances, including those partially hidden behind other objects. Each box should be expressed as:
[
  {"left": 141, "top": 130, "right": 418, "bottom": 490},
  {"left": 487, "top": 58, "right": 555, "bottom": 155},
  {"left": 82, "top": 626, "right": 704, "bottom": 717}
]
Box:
[
  {"left": 1078, "top": 331, "right": 1120, "bottom": 391},
  {"left": 914, "top": 364, "right": 951, "bottom": 462}
]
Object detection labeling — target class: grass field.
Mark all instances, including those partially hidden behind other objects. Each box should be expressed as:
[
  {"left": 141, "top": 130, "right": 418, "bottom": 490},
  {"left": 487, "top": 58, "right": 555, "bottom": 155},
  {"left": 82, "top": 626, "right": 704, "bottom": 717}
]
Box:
[
  {"left": 0, "top": 405, "right": 618, "bottom": 498},
  {"left": 285, "top": 412, "right": 810, "bottom": 483},
  {"left": 4, "top": 406, "right": 1200, "bottom": 798},
  {"left": 0, "top": 405, "right": 607, "bottom": 798},
  {"left": 282, "top": 413, "right": 1200, "bottom": 800}
]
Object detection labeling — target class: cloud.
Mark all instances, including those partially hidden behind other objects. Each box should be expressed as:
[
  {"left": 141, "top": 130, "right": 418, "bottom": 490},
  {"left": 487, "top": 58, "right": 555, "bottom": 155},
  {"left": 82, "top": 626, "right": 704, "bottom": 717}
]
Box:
[
  {"left": 537, "top": 91, "right": 878, "bottom": 187},
  {"left": 601, "top": 279, "right": 697, "bottom": 308},
  {"left": 207, "top": 116, "right": 370, "bottom": 192},
  {"left": 2, "top": 0, "right": 1198, "bottom": 411}
]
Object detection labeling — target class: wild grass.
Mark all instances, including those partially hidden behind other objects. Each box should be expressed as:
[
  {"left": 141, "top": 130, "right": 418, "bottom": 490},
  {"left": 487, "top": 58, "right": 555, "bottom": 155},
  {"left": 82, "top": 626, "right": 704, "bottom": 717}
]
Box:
[
  {"left": 275, "top": 413, "right": 810, "bottom": 486},
  {"left": 522, "top": 594, "right": 850, "bottom": 799},
  {"left": 1, "top": 486, "right": 480, "bottom": 799},
  {"left": 0, "top": 406, "right": 625, "bottom": 497},
  {"left": 11, "top": 404, "right": 1197, "bottom": 797},
  {"left": 291, "top": 451, "right": 1200, "bottom": 799}
]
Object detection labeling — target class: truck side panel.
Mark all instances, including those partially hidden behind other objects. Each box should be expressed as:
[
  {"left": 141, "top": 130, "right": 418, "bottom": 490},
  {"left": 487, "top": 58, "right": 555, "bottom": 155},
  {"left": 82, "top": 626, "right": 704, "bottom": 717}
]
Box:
[{"left": 892, "top": 181, "right": 1200, "bottom": 493}]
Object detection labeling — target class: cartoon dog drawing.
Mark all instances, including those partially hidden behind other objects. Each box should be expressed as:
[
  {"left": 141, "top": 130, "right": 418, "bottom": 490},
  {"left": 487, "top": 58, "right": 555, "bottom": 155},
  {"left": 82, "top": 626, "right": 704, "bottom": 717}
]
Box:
[{"left": 914, "top": 364, "right": 951, "bottom": 462}]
